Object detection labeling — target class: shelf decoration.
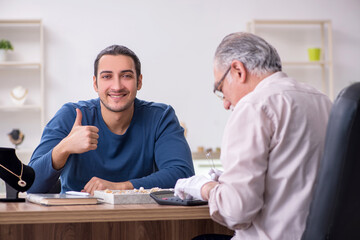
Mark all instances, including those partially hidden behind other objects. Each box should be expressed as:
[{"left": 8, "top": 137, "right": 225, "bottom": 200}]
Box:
[
  {"left": 0, "top": 39, "right": 14, "bottom": 62},
  {"left": 308, "top": 48, "right": 321, "bottom": 61},
  {"left": 10, "top": 86, "right": 28, "bottom": 106},
  {"left": 8, "top": 129, "right": 25, "bottom": 149}
]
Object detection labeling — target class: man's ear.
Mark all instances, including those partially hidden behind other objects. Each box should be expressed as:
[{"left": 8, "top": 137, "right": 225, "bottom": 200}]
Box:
[
  {"left": 231, "top": 60, "right": 247, "bottom": 83},
  {"left": 93, "top": 76, "right": 98, "bottom": 92},
  {"left": 137, "top": 74, "right": 143, "bottom": 90}
]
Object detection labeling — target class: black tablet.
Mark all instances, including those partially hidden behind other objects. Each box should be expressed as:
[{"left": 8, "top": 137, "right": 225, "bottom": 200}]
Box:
[{"left": 150, "top": 190, "right": 208, "bottom": 206}]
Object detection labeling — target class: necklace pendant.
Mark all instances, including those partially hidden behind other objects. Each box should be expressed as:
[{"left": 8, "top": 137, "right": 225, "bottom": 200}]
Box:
[{"left": 18, "top": 180, "right": 27, "bottom": 187}]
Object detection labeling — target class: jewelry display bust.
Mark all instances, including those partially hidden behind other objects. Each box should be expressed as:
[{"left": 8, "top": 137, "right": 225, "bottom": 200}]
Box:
[{"left": 0, "top": 147, "right": 35, "bottom": 193}]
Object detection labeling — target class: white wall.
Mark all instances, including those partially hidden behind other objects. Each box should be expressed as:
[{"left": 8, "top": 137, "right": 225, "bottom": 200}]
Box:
[{"left": 1, "top": 0, "right": 360, "bottom": 151}]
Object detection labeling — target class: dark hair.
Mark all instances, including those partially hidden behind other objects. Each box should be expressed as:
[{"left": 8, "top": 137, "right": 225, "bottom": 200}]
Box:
[{"left": 94, "top": 45, "right": 141, "bottom": 80}]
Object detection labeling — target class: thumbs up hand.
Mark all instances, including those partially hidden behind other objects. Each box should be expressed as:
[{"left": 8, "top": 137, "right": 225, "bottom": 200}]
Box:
[
  {"left": 73, "top": 108, "right": 83, "bottom": 127},
  {"left": 65, "top": 108, "right": 99, "bottom": 154}
]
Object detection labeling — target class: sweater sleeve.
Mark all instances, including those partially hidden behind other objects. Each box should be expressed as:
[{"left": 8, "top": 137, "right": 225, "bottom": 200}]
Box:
[
  {"left": 27, "top": 104, "right": 76, "bottom": 193},
  {"left": 129, "top": 105, "right": 195, "bottom": 189}
]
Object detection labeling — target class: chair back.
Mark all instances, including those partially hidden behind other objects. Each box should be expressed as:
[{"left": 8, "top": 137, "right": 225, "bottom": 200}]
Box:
[{"left": 302, "top": 83, "right": 360, "bottom": 239}]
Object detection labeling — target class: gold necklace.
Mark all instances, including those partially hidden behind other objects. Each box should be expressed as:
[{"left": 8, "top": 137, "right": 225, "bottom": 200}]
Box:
[
  {"left": 10, "top": 89, "right": 28, "bottom": 101},
  {"left": 0, "top": 162, "right": 27, "bottom": 187}
]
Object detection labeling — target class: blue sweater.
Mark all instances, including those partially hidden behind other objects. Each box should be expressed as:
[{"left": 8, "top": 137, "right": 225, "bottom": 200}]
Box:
[{"left": 28, "top": 98, "right": 194, "bottom": 193}]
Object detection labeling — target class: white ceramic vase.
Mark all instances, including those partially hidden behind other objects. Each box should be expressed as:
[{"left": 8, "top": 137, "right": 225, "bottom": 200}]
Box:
[{"left": 0, "top": 49, "right": 6, "bottom": 61}]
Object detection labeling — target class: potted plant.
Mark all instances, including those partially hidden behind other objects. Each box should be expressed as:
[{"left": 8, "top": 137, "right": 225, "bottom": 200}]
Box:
[{"left": 0, "top": 39, "right": 14, "bottom": 61}]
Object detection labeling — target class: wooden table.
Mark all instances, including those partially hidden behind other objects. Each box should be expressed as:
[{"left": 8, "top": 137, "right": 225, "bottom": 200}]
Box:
[{"left": 0, "top": 201, "right": 233, "bottom": 240}]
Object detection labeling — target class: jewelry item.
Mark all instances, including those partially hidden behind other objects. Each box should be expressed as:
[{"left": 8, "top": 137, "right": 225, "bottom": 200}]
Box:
[
  {"left": 0, "top": 162, "right": 27, "bottom": 187},
  {"left": 10, "top": 89, "right": 28, "bottom": 101},
  {"left": 10, "top": 86, "right": 28, "bottom": 106}
]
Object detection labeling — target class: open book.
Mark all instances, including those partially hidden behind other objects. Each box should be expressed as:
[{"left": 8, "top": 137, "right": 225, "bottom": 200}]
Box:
[{"left": 26, "top": 193, "right": 99, "bottom": 206}]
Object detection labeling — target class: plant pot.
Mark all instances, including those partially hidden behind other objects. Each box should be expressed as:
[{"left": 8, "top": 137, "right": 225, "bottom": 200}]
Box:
[{"left": 0, "top": 49, "right": 7, "bottom": 61}]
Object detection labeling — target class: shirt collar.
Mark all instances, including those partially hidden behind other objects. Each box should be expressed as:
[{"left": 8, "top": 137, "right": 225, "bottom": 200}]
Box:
[
  {"left": 253, "top": 71, "right": 287, "bottom": 92},
  {"left": 233, "top": 71, "right": 287, "bottom": 109}
]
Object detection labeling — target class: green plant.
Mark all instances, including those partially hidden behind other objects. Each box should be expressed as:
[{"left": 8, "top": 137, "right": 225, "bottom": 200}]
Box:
[{"left": 0, "top": 39, "right": 14, "bottom": 50}]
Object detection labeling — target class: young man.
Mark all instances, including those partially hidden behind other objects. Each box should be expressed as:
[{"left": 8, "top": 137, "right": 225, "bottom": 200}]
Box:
[
  {"left": 28, "top": 45, "right": 194, "bottom": 194},
  {"left": 175, "top": 32, "right": 332, "bottom": 239}
]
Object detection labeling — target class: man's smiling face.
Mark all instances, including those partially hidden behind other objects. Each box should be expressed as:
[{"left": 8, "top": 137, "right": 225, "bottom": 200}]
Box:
[{"left": 93, "top": 54, "right": 142, "bottom": 113}]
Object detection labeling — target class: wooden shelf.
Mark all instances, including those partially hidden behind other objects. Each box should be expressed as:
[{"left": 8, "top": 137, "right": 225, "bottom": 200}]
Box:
[
  {"left": 0, "top": 19, "right": 45, "bottom": 151},
  {"left": 247, "top": 19, "right": 333, "bottom": 99},
  {"left": 0, "top": 62, "right": 41, "bottom": 68},
  {"left": 192, "top": 151, "right": 220, "bottom": 160},
  {"left": 0, "top": 105, "right": 42, "bottom": 111},
  {"left": 283, "top": 61, "right": 331, "bottom": 66},
  {"left": 250, "top": 19, "right": 331, "bottom": 25},
  {"left": 0, "top": 19, "right": 42, "bottom": 25}
]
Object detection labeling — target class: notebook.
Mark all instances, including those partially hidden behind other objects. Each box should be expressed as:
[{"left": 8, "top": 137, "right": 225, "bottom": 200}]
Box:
[{"left": 26, "top": 193, "right": 99, "bottom": 206}]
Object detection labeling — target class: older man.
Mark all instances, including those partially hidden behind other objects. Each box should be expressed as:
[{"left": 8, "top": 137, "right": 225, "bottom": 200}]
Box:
[{"left": 175, "top": 32, "right": 332, "bottom": 240}]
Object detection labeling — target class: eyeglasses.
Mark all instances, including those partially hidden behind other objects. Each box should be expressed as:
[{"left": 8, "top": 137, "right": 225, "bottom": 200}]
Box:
[{"left": 213, "top": 66, "right": 231, "bottom": 100}]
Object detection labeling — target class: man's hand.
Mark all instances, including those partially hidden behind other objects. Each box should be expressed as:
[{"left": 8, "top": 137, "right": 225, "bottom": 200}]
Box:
[
  {"left": 83, "top": 177, "right": 133, "bottom": 195},
  {"left": 64, "top": 108, "right": 99, "bottom": 154},
  {"left": 209, "top": 168, "right": 223, "bottom": 181},
  {"left": 174, "top": 175, "right": 213, "bottom": 200},
  {"left": 52, "top": 108, "right": 99, "bottom": 170}
]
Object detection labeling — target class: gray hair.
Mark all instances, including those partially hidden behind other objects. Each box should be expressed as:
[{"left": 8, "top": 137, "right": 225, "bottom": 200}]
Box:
[{"left": 214, "top": 32, "right": 282, "bottom": 77}]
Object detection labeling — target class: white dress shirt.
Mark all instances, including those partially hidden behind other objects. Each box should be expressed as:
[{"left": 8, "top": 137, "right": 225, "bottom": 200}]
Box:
[{"left": 208, "top": 72, "right": 332, "bottom": 240}]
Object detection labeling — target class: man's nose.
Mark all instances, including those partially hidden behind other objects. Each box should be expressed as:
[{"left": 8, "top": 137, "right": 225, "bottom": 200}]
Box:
[{"left": 113, "top": 77, "right": 123, "bottom": 89}]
